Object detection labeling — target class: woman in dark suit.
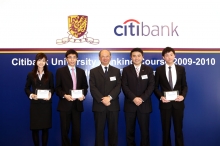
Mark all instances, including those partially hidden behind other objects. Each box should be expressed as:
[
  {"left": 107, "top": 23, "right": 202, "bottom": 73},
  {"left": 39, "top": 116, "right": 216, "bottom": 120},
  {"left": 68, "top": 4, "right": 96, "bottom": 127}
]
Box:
[{"left": 24, "top": 53, "right": 54, "bottom": 146}]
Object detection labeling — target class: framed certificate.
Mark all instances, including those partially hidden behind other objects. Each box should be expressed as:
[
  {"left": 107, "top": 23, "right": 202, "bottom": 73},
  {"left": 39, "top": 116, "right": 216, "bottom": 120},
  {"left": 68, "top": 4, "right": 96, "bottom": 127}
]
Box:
[
  {"left": 164, "top": 90, "right": 179, "bottom": 101},
  {"left": 70, "top": 89, "right": 84, "bottom": 98},
  {"left": 36, "top": 89, "right": 50, "bottom": 99}
]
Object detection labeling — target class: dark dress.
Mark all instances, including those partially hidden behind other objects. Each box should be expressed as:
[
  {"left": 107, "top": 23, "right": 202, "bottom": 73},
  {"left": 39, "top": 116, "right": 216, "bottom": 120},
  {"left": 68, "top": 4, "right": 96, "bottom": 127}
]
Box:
[{"left": 24, "top": 71, "right": 54, "bottom": 130}]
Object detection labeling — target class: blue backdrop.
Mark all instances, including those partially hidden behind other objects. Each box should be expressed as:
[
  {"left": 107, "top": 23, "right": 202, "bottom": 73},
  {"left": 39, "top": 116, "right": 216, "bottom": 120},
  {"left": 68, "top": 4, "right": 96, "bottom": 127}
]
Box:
[{"left": 0, "top": 51, "right": 220, "bottom": 146}]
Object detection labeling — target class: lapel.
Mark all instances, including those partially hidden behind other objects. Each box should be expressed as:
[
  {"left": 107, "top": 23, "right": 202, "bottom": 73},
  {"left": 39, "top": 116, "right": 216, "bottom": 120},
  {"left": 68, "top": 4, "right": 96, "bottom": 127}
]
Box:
[
  {"left": 75, "top": 67, "right": 81, "bottom": 88},
  {"left": 174, "top": 65, "right": 180, "bottom": 89},
  {"left": 162, "top": 64, "right": 179, "bottom": 90},
  {"left": 64, "top": 66, "right": 72, "bottom": 81},
  {"left": 75, "top": 67, "right": 79, "bottom": 81},
  {"left": 162, "top": 65, "right": 172, "bottom": 89},
  {"left": 130, "top": 64, "right": 138, "bottom": 77},
  {"left": 139, "top": 65, "right": 146, "bottom": 77},
  {"left": 108, "top": 65, "right": 116, "bottom": 77},
  {"left": 98, "top": 65, "right": 105, "bottom": 78}
]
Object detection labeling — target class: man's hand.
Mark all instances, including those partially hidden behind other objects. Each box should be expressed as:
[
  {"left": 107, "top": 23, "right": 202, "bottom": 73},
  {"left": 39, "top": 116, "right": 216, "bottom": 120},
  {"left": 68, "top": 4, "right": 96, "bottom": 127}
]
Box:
[
  {"left": 78, "top": 95, "right": 85, "bottom": 101},
  {"left": 133, "top": 97, "right": 143, "bottom": 106},
  {"left": 160, "top": 96, "right": 170, "bottom": 103},
  {"left": 175, "top": 95, "right": 184, "bottom": 102},
  {"left": 44, "top": 92, "right": 51, "bottom": 101},
  {"left": 102, "top": 96, "right": 111, "bottom": 106},
  {"left": 64, "top": 94, "right": 76, "bottom": 101},
  {"left": 31, "top": 94, "right": 38, "bottom": 100}
]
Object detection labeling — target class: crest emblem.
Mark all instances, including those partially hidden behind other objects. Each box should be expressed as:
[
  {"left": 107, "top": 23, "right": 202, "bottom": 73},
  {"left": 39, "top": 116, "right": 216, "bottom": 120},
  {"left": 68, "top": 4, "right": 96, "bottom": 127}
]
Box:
[
  {"left": 56, "top": 15, "right": 99, "bottom": 45},
  {"left": 68, "top": 15, "right": 88, "bottom": 38}
]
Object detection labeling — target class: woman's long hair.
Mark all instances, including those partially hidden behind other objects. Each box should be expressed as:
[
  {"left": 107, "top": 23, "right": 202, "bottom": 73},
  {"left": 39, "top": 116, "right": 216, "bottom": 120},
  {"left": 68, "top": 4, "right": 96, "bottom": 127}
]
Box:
[{"left": 31, "top": 53, "right": 49, "bottom": 82}]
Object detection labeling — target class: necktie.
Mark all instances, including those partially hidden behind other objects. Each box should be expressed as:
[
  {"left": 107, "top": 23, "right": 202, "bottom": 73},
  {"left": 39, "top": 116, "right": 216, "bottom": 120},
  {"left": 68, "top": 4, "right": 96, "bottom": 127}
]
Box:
[
  {"left": 71, "top": 68, "right": 76, "bottom": 90},
  {"left": 136, "top": 67, "right": 139, "bottom": 77},
  {"left": 168, "top": 67, "right": 173, "bottom": 90},
  {"left": 104, "top": 67, "right": 108, "bottom": 76}
]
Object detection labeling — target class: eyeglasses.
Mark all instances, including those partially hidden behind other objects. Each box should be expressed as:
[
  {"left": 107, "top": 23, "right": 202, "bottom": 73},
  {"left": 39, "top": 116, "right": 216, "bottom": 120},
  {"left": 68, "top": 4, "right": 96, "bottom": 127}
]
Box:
[{"left": 67, "top": 56, "right": 77, "bottom": 59}]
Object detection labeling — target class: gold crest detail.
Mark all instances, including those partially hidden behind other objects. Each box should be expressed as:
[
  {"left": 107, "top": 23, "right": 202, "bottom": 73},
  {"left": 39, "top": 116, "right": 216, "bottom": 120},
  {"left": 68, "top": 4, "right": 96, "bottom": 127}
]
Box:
[{"left": 68, "top": 15, "right": 88, "bottom": 38}]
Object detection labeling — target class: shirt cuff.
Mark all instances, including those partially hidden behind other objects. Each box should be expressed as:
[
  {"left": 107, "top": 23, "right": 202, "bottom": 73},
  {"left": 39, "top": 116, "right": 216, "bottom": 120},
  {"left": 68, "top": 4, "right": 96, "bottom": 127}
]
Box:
[
  {"left": 29, "top": 94, "right": 33, "bottom": 99},
  {"left": 108, "top": 95, "right": 112, "bottom": 100}
]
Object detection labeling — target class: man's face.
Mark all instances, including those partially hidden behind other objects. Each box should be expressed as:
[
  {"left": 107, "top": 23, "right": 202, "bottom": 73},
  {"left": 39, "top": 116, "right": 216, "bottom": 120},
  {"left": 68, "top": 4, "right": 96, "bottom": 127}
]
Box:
[
  {"left": 163, "top": 51, "right": 175, "bottom": 65},
  {"left": 131, "top": 51, "right": 143, "bottom": 66},
  {"left": 66, "top": 54, "right": 77, "bottom": 67},
  {"left": 99, "top": 50, "right": 111, "bottom": 66}
]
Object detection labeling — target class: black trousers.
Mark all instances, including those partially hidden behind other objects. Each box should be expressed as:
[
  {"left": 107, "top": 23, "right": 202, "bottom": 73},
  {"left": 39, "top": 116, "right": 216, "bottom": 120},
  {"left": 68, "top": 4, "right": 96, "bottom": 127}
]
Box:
[
  {"left": 59, "top": 108, "right": 81, "bottom": 146},
  {"left": 160, "top": 108, "right": 184, "bottom": 146},
  {"left": 125, "top": 111, "right": 150, "bottom": 146},
  {"left": 94, "top": 110, "right": 119, "bottom": 146}
]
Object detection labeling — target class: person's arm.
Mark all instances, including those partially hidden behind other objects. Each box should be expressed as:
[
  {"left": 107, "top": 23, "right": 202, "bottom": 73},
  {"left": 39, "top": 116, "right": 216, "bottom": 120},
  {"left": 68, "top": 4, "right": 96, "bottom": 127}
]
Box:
[
  {"left": 44, "top": 72, "right": 54, "bottom": 101},
  {"left": 154, "top": 67, "right": 163, "bottom": 100},
  {"left": 55, "top": 69, "right": 64, "bottom": 98},
  {"left": 121, "top": 68, "right": 136, "bottom": 101},
  {"left": 89, "top": 69, "right": 104, "bottom": 103},
  {"left": 24, "top": 73, "right": 37, "bottom": 100},
  {"left": 78, "top": 70, "right": 88, "bottom": 101},
  {"left": 140, "top": 67, "right": 155, "bottom": 101},
  {"left": 107, "top": 69, "right": 121, "bottom": 100},
  {"left": 154, "top": 67, "right": 170, "bottom": 103},
  {"left": 102, "top": 68, "right": 121, "bottom": 106},
  {"left": 175, "top": 67, "right": 188, "bottom": 102}
]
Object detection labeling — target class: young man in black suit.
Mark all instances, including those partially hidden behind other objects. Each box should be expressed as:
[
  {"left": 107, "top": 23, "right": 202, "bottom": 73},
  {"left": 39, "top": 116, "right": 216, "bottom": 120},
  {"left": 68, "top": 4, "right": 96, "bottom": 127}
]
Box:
[
  {"left": 154, "top": 47, "right": 188, "bottom": 146},
  {"left": 55, "top": 49, "right": 88, "bottom": 146},
  {"left": 122, "top": 48, "right": 155, "bottom": 146},
  {"left": 89, "top": 49, "right": 121, "bottom": 146}
]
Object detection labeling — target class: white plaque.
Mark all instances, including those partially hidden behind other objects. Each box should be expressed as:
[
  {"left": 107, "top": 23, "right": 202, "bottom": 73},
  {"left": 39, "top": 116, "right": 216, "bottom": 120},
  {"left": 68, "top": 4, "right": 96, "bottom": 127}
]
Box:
[
  {"left": 164, "top": 91, "right": 179, "bottom": 101},
  {"left": 71, "top": 89, "right": 83, "bottom": 98},
  {"left": 36, "top": 89, "right": 50, "bottom": 99}
]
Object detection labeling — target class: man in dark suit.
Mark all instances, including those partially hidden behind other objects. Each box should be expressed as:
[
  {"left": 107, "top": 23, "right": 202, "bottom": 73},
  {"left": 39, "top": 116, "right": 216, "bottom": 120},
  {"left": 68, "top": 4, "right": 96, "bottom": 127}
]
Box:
[
  {"left": 55, "top": 49, "right": 88, "bottom": 146},
  {"left": 89, "top": 49, "right": 121, "bottom": 146},
  {"left": 154, "top": 47, "right": 188, "bottom": 146},
  {"left": 122, "top": 48, "right": 155, "bottom": 146}
]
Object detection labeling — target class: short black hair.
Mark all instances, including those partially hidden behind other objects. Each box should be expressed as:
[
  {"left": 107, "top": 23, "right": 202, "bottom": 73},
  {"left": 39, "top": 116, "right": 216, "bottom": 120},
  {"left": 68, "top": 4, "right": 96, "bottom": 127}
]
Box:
[
  {"left": 130, "top": 48, "right": 143, "bottom": 57},
  {"left": 65, "top": 49, "right": 78, "bottom": 58},
  {"left": 162, "top": 47, "right": 175, "bottom": 56}
]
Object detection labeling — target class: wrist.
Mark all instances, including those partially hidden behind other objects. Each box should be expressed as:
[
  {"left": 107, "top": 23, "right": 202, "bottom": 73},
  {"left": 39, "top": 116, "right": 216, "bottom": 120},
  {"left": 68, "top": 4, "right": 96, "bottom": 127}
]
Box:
[{"left": 108, "top": 95, "right": 112, "bottom": 100}]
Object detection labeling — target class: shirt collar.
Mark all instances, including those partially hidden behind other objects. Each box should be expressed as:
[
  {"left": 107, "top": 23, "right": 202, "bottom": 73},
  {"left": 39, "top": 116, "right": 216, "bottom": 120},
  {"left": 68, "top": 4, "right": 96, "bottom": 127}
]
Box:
[
  {"left": 134, "top": 64, "right": 141, "bottom": 69},
  {"left": 165, "top": 63, "right": 175, "bottom": 69},
  {"left": 36, "top": 71, "right": 44, "bottom": 75},
  {"left": 101, "top": 64, "right": 109, "bottom": 68},
  {"left": 68, "top": 65, "right": 76, "bottom": 70}
]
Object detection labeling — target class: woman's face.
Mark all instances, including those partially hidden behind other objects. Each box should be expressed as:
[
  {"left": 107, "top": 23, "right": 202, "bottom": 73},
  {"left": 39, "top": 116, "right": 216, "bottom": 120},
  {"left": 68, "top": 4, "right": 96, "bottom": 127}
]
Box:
[{"left": 37, "top": 57, "right": 46, "bottom": 69}]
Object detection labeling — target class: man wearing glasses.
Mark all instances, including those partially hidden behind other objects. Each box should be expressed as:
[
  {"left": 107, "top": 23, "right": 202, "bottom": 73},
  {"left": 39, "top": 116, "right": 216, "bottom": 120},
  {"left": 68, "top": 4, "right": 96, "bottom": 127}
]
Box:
[{"left": 55, "top": 49, "right": 88, "bottom": 146}]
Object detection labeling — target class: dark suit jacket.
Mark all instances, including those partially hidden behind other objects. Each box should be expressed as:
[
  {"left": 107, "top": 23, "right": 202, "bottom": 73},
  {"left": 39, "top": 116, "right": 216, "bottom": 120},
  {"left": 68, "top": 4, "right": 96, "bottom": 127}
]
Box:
[
  {"left": 89, "top": 65, "right": 121, "bottom": 112},
  {"left": 55, "top": 66, "right": 88, "bottom": 112},
  {"left": 24, "top": 71, "right": 54, "bottom": 103},
  {"left": 122, "top": 64, "right": 155, "bottom": 113},
  {"left": 154, "top": 64, "right": 188, "bottom": 109}
]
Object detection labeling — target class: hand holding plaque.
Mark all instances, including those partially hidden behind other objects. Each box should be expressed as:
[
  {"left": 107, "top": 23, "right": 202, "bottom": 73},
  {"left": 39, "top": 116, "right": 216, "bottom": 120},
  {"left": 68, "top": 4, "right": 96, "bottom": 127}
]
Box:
[
  {"left": 70, "top": 89, "right": 84, "bottom": 98},
  {"left": 36, "top": 89, "right": 50, "bottom": 99},
  {"left": 164, "top": 91, "right": 179, "bottom": 101}
]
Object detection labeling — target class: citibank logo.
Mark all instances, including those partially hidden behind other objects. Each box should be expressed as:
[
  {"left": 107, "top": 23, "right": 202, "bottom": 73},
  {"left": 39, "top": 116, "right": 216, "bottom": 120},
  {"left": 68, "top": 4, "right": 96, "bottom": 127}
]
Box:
[{"left": 114, "top": 19, "right": 179, "bottom": 36}]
